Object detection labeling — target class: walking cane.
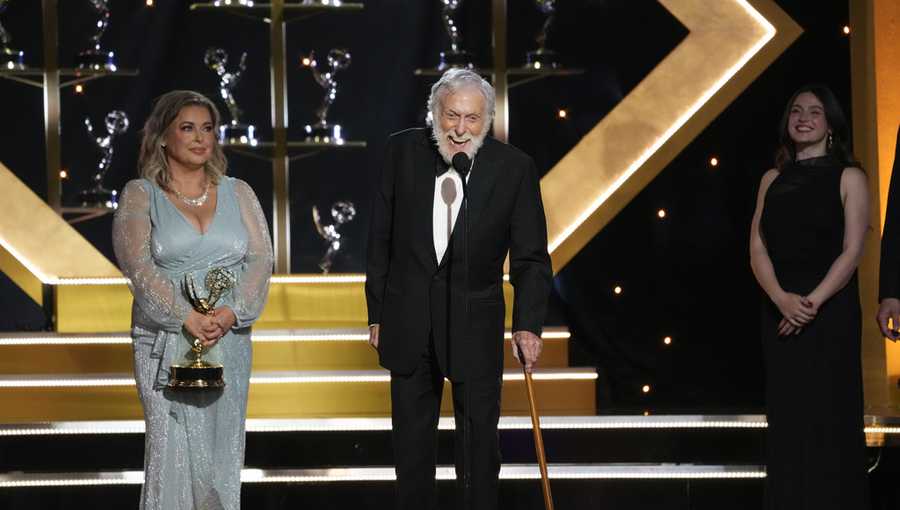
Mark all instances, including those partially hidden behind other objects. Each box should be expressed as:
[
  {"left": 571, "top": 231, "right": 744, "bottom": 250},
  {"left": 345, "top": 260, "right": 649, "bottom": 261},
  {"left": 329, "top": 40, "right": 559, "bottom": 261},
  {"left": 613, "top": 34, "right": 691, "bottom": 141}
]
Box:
[{"left": 524, "top": 365, "right": 554, "bottom": 510}]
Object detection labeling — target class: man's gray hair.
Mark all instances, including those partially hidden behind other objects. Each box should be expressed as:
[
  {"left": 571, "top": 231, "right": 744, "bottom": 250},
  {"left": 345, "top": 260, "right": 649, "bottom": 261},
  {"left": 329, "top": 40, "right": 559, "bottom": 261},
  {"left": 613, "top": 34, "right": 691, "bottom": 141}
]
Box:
[{"left": 427, "top": 68, "right": 495, "bottom": 126}]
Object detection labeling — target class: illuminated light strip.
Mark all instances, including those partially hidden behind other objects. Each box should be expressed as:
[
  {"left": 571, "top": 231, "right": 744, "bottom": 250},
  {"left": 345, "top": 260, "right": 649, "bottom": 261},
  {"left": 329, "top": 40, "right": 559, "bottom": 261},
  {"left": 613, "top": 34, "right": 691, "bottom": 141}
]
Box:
[
  {"left": 270, "top": 274, "right": 366, "bottom": 284},
  {"left": 0, "top": 420, "right": 147, "bottom": 436},
  {"left": 0, "top": 375, "right": 136, "bottom": 388},
  {"left": 51, "top": 277, "right": 128, "bottom": 285},
  {"left": 0, "top": 328, "right": 570, "bottom": 345},
  {"left": 0, "top": 471, "right": 145, "bottom": 488},
  {"left": 865, "top": 427, "right": 900, "bottom": 434},
  {"left": 0, "top": 335, "right": 131, "bottom": 345},
  {"left": 50, "top": 274, "right": 512, "bottom": 285},
  {"left": 0, "top": 368, "right": 597, "bottom": 388},
  {"left": 548, "top": 0, "right": 777, "bottom": 253},
  {"left": 4, "top": 416, "right": 900, "bottom": 436},
  {"left": 248, "top": 369, "right": 597, "bottom": 385},
  {"left": 0, "top": 464, "right": 767, "bottom": 487}
]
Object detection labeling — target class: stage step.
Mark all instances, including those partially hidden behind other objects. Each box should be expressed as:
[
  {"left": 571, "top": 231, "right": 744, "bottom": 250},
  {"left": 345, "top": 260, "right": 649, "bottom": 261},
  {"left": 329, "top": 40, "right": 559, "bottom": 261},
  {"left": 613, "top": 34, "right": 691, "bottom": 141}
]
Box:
[
  {"left": 3, "top": 416, "right": 899, "bottom": 509},
  {"left": 0, "top": 328, "right": 571, "bottom": 374},
  {"left": 0, "top": 416, "right": 767, "bottom": 472},
  {"left": 53, "top": 277, "right": 519, "bottom": 333},
  {"left": 0, "top": 465, "right": 767, "bottom": 510},
  {"left": 0, "top": 368, "right": 596, "bottom": 422}
]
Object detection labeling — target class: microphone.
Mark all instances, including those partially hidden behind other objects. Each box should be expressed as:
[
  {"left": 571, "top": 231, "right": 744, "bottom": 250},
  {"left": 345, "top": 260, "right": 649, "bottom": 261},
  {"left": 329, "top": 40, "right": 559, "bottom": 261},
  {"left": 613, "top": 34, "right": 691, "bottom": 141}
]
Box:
[
  {"left": 450, "top": 150, "right": 472, "bottom": 508},
  {"left": 452, "top": 152, "right": 471, "bottom": 198}
]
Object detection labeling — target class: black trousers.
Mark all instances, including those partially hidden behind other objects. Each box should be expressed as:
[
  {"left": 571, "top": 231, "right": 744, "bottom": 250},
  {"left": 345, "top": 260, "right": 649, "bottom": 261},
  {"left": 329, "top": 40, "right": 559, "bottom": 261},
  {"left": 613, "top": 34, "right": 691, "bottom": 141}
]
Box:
[{"left": 390, "top": 339, "right": 503, "bottom": 510}]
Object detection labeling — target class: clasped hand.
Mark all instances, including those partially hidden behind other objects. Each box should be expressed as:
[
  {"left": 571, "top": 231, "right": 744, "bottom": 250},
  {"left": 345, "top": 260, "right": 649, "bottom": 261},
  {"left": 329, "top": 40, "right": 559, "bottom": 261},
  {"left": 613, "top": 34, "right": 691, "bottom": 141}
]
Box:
[
  {"left": 775, "top": 292, "right": 817, "bottom": 336},
  {"left": 184, "top": 307, "right": 237, "bottom": 347}
]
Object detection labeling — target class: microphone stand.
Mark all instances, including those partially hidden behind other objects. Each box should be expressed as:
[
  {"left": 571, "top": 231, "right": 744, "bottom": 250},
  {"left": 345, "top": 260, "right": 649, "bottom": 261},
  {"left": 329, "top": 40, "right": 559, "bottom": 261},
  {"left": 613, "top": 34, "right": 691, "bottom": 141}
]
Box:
[
  {"left": 455, "top": 154, "right": 473, "bottom": 510},
  {"left": 463, "top": 164, "right": 472, "bottom": 510}
]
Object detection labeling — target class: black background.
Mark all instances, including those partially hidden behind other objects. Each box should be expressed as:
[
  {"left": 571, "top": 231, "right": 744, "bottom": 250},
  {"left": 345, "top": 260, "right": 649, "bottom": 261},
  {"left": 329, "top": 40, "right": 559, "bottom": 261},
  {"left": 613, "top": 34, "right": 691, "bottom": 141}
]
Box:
[{"left": 0, "top": 0, "right": 854, "bottom": 412}]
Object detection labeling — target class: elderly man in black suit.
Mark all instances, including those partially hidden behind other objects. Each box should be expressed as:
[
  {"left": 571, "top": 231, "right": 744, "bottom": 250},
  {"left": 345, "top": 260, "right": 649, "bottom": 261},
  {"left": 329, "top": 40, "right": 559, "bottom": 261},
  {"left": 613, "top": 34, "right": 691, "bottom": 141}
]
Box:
[{"left": 365, "top": 68, "right": 552, "bottom": 510}]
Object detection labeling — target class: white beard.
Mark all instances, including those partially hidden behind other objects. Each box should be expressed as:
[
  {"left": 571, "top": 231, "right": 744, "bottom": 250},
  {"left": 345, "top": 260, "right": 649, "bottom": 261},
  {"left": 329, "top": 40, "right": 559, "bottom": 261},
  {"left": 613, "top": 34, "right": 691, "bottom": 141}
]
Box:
[{"left": 431, "top": 121, "right": 487, "bottom": 165}]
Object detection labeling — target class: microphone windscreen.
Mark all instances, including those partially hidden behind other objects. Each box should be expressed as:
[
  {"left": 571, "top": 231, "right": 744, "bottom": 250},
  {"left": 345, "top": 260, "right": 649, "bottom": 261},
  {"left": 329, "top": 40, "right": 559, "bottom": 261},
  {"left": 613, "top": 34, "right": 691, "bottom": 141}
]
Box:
[{"left": 452, "top": 152, "right": 471, "bottom": 177}]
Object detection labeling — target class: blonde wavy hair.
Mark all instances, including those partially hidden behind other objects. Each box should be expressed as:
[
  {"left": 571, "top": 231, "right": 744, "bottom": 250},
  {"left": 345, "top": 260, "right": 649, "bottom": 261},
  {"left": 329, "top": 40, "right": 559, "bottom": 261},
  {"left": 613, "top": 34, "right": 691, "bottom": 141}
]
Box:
[{"left": 138, "top": 90, "right": 228, "bottom": 190}]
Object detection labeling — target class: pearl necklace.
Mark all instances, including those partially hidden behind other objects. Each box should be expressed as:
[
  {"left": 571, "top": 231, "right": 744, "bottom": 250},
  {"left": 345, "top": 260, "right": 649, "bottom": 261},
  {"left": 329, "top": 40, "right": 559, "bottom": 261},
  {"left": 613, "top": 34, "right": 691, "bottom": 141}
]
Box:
[{"left": 173, "top": 181, "right": 210, "bottom": 207}]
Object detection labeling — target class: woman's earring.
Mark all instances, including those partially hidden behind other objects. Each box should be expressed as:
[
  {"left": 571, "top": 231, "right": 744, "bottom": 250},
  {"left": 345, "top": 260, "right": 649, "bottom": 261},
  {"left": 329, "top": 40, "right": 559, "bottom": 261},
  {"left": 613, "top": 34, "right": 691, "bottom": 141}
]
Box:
[{"left": 827, "top": 133, "right": 833, "bottom": 151}]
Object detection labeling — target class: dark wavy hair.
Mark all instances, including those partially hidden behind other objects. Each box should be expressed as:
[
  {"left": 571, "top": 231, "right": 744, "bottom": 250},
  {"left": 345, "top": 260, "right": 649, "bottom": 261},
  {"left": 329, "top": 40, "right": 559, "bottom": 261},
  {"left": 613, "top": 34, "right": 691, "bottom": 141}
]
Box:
[{"left": 774, "top": 84, "right": 858, "bottom": 170}]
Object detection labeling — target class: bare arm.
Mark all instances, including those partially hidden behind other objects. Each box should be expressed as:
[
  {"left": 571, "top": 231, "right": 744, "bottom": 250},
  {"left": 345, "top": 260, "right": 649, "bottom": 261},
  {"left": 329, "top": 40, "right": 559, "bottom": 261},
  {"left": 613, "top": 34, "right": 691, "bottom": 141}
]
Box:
[
  {"left": 806, "top": 167, "right": 869, "bottom": 307},
  {"left": 750, "top": 170, "right": 786, "bottom": 304},
  {"left": 749, "top": 169, "right": 815, "bottom": 330}
]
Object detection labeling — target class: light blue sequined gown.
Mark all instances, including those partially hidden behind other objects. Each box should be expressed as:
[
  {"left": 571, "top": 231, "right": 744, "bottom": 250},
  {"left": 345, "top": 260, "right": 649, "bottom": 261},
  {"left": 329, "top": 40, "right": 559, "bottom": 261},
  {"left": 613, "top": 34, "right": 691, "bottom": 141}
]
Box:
[{"left": 113, "top": 176, "right": 273, "bottom": 510}]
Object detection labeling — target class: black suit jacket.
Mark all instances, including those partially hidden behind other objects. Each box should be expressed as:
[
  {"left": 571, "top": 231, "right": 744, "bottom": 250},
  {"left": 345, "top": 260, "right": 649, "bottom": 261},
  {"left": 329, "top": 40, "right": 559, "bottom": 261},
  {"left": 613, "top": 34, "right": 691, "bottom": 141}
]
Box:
[
  {"left": 879, "top": 124, "right": 900, "bottom": 300},
  {"left": 366, "top": 128, "right": 552, "bottom": 381}
]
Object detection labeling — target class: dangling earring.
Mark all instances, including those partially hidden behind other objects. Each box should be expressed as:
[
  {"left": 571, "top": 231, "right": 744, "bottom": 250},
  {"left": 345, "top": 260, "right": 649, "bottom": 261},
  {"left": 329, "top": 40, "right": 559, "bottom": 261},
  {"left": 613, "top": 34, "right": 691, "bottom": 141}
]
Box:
[
  {"left": 161, "top": 143, "right": 167, "bottom": 150},
  {"left": 827, "top": 133, "right": 833, "bottom": 151}
]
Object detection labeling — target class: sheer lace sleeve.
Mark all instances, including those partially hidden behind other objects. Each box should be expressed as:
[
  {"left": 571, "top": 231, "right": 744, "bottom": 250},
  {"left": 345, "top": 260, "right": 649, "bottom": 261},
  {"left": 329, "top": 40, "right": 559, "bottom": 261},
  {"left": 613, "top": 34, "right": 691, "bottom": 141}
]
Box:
[
  {"left": 112, "top": 179, "right": 192, "bottom": 332},
  {"left": 231, "top": 179, "right": 274, "bottom": 328}
]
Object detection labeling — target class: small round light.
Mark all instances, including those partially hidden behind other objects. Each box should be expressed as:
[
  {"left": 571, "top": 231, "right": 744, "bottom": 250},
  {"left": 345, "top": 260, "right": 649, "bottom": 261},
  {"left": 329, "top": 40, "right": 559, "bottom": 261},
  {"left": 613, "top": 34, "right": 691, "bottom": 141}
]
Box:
[
  {"left": 643, "top": 410, "right": 650, "bottom": 416},
  {"left": 642, "top": 384, "right": 651, "bottom": 394},
  {"left": 613, "top": 285, "right": 622, "bottom": 295},
  {"left": 657, "top": 209, "right": 666, "bottom": 219},
  {"left": 842, "top": 25, "right": 850, "bottom": 35},
  {"left": 301, "top": 57, "right": 311, "bottom": 67},
  {"left": 709, "top": 157, "right": 719, "bottom": 167},
  {"left": 146, "top": 0, "right": 154, "bottom": 6},
  {"left": 74, "top": 84, "right": 84, "bottom": 94},
  {"left": 558, "top": 109, "right": 567, "bottom": 119},
  {"left": 59, "top": 169, "right": 68, "bottom": 179},
  {"left": 663, "top": 336, "right": 672, "bottom": 345},
  {"left": 534, "top": 61, "right": 542, "bottom": 70}
]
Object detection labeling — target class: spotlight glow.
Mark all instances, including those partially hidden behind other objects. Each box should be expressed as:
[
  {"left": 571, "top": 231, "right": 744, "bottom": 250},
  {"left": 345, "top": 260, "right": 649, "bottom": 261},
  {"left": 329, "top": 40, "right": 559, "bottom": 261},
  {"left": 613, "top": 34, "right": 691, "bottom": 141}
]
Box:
[
  {"left": 710, "top": 157, "right": 719, "bottom": 167},
  {"left": 663, "top": 336, "right": 672, "bottom": 345},
  {"left": 842, "top": 25, "right": 850, "bottom": 35},
  {"left": 558, "top": 109, "right": 567, "bottom": 119},
  {"left": 74, "top": 84, "right": 84, "bottom": 94},
  {"left": 657, "top": 209, "right": 666, "bottom": 219},
  {"left": 642, "top": 385, "right": 651, "bottom": 394},
  {"left": 613, "top": 286, "right": 622, "bottom": 295}
]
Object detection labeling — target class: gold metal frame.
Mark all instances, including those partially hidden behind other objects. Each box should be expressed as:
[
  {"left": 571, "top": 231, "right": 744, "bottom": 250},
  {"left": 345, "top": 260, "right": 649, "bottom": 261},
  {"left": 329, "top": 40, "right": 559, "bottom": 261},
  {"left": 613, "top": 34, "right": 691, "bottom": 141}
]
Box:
[
  {"left": 541, "top": 0, "right": 801, "bottom": 272},
  {"left": 2, "top": 1, "right": 801, "bottom": 322}
]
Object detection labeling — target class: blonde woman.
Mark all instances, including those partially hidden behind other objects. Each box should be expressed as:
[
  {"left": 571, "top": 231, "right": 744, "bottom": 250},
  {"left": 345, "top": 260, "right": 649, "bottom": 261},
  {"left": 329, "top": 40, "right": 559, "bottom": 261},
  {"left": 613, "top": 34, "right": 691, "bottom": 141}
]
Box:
[{"left": 113, "top": 90, "right": 273, "bottom": 509}]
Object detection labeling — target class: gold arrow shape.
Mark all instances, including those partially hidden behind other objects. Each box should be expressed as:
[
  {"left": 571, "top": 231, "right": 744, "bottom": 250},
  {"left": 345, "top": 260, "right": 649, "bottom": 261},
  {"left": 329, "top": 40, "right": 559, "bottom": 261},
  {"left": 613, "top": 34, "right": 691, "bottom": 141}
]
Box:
[
  {"left": 542, "top": 0, "right": 801, "bottom": 273},
  {"left": 0, "top": 161, "right": 121, "bottom": 304}
]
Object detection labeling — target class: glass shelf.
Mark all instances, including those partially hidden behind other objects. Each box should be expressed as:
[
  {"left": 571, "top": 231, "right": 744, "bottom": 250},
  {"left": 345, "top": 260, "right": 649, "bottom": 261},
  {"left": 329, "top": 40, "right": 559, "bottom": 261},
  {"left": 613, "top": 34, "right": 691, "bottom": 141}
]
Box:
[
  {"left": 414, "top": 67, "right": 584, "bottom": 88},
  {"left": 190, "top": 2, "right": 364, "bottom": 23},
  {"left": 224, "top": 140, "right": 367, "bottom": 162},
  {"left": 0, "top": 68, "right": 139, "bottom": 88},
  {"left": 59, "top": 206, "right": 114, "bottom": 225}
]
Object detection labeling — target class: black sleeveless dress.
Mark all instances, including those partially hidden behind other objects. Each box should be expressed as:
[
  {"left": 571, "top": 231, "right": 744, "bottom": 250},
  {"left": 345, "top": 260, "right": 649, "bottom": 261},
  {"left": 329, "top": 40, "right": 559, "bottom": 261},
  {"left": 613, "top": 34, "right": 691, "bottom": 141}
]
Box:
[{"left": 759, "top": 155, "right": 869, "bottom": 509}]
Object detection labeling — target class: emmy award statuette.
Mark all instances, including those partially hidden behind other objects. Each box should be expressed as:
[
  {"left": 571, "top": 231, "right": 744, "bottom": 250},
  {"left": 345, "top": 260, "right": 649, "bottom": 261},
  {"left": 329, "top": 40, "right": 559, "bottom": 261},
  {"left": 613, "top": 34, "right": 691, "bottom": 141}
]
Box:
[
  {"left": 312, "top": 201, "right": 356, "bottom": 273},
  {"left": 205, "top": 47, "right": 257, "bottom": 146},
  {"left": 524, "top": 0, "right": 560, "bottom": 70},
  {"left": 302, "top": 49, "right": 351, "bottom": 144},
  {"left": 168, "top": 268, "right": 236, "bottom": 390},
  {"left": 76, "top": 0, "right": 117, "bottom": 71},
  {"left": 0, "top": 0, "right": 25, "bottom": 70},
  {"left": 78, "top": 110, "right": 129, "bottom": 209},
  {"left": 437, "top": 0, "right": 474, "bottom": 70}
]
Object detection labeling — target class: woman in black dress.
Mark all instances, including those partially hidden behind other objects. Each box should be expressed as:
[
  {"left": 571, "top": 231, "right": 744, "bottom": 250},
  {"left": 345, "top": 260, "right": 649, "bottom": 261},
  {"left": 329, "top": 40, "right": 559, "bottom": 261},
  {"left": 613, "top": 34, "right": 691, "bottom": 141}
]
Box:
[{"left": 749, "top": 84, "right": 870, "bottom": 509}]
